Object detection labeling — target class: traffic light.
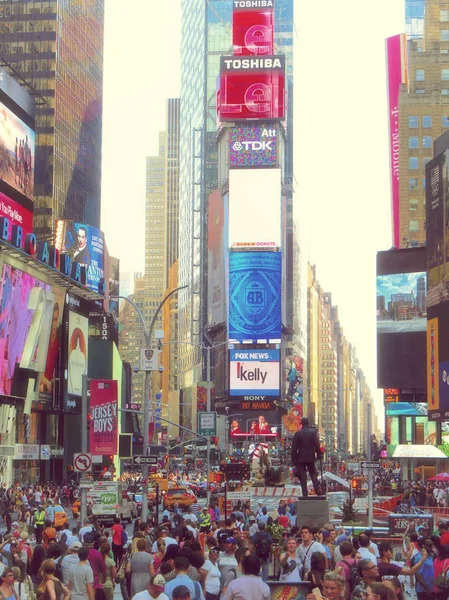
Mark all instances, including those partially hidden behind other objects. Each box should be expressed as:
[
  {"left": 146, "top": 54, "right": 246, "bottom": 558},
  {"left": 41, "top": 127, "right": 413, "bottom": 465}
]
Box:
[
  {"left": 351, "top": 478, "right": 359, "bottom": 490},
  {"left": 214, "top": 472, "right": 223, "bottom": 484}
]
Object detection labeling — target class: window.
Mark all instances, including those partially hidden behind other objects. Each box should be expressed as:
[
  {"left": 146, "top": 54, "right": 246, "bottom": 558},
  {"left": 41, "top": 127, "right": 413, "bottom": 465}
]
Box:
[
  {"left": 423, "top": 136, "right": 432, "bottom": 148},
  {"left": 423, "top": 177, "right": 426, "bottom": 189},
  {"left": 409, "top": 199, "right": 419, "bottom": 211},
  {"left": 441, "top": 30, "right": 449, "bottom": 41},
  {"left": 409, "top": 157, "right": 419, "bottom": 169},
  {"left": 409, "top": 136, "right": 419, "bottom": 148},
  {"left": 409, "top": 220, "right": 419, "bottom": 232},
  {"left": 409, "top": 178, "right": 419, "bottom": 190},
  {"left": 443, "top": 89, "right": 449, "bottom": 95},
  {"left": 416, "top": 69, "right": 425, "bottom": 81},
  {"left": 409, "top": 116, "right": 418, "bottom": 128},
  {"left": 416, "top": 89, "right": 425, "bottom": 94},
  {"left": 443, "top": 69, "right": 449, "bottom": 80},
  {"left": 422, "top": 115, "right": 432, "bottom": 127},
  {"left": 444, "top": 115, "right": 449, "bottom": 127},
  {"left": 442, "top": 9, "right": 449, "bottom": 21}
]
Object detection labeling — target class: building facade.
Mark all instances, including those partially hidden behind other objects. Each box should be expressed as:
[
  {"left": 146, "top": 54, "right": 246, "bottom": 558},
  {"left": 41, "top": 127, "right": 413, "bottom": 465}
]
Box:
[{"left": 0, "top": 0, "right": 104, "bottom": 239}]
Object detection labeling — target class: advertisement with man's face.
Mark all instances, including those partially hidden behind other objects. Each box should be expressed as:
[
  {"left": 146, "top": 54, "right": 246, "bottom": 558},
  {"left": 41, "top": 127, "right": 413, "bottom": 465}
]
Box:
[
  {"left": 0, "top": 102, "right": 35, "bottom": 201},
  {"left": 54, "top": 220, "right": 105, "bottom": 293},
  {"left": 38, "top": 286, "right": 65, "bottom": 405},
  {"left": 230, "top": 410, "right": 279, "bottom": 437},
  {"left": 0, "top": 263, "right": 50, "bottom": 398}
]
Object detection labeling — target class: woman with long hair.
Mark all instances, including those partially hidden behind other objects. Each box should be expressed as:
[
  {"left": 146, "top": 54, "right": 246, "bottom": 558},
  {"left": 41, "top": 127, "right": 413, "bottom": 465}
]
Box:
[
  {"left": 382, "top": 577, "right": 405, "bottom": 600},
  {"left": 36, "top": 559, "right": 69, "bottom": 600},
  {"left": 435, "top": 544, "right": 449, "bottom": 600},
  {"left": 101, "top": 541, "right": 116, "bottom": 600},
  {"left": 153, "top": 539, "right": 166, "bottom": 573},
  {"left": 126, "top": 537, "right": 155, "bottom": 597},
  {"left": 370, "top": 582, "right": 396, "bottom": 600},
  {"left": 304, "top": 551, "right": 327, "bottom": 591}
]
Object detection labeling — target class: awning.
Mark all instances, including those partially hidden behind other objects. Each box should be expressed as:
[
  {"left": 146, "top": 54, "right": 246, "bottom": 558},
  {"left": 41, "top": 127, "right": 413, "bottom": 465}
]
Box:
[
  {"left": 392, "top": 445, "right": 447, "bottom": 459},
  {"left": 324, "top": 471, "right": 350, "bottom": 488}
]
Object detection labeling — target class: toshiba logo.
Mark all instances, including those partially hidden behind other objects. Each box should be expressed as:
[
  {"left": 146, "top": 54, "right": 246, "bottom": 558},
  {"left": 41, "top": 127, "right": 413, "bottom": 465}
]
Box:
[{"left": 233, "top": 0, "right": 274, "bottom": 7}]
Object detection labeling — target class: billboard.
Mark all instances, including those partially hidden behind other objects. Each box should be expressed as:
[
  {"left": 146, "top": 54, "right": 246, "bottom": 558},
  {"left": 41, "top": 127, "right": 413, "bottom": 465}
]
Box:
[
  {"left": 39, "top": 286, "right": 65, "bottom": 405},
  {"left": 54, "top": 220, "right": 105, "bottom": 293},
  {"left": 230, "top": 410, "right": 280, "bottom": 437},
  {"left": 377, "top": 272, "right": 426, "bottom": 333},
  {"left": 0, "top": 102, "right": 35, "bottom": 201},
  {"left": 385, "top": 402, "right": 428, "bottom": 416},
  {"left": 89, "top": 379, "right": 118, "bottom": 455},
  {"left": 218, "top": 56, "right": 285, "bottom": 121},
  {"left": 0, "top": 191, "right": 33, "bottom": 235},
  {"left": 232, "top": 0, "right": 274, "bottom": 56},
  {"left": 67, "top": 310, "right": 88, "bottom": 398},
  {"left": 377, "top": 248, "right": 427, "bottom": 389},
  {"left": 228, "top": 252, "right": 281, "bottom": 343},
  {"left": 0, "top": 263, "right": 51, "bottom": 398},
  {"left": 208, "top": 189, "right": 227, "bottom": 326},
  {"left": 384, "top": 388, "right": 400, "bottom": 403},
  {"left": 386, "top": 34, "right": 408, "bottom": 248},
  {"left": 229, "top": 125, "right": 277, "bottom": 168},
  {"left": 229, "top": 168, "right": 281, "bottom": 249},
  {"left": 229, "top": 349, "right": 280, "bottom": 399},
  {"left": 283, "top": 355, "right": 304, "bottom": 434}
]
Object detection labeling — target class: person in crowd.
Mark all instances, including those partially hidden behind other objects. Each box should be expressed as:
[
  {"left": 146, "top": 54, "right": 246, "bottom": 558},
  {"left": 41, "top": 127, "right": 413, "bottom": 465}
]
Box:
[
  {"left": 298, "top": 525, "right": 327, "bottom": 572},
  {"left": 382, "top": 577, "right": 405, "bottom": 600},
  {"left": 251, "top": 522, "right": 272, "bottom": 582},
  {"left": 100, "top": 541, "right": 116, "bottom": 600},
  {"left": 164, "top": 557, "right": 205, "bottom": 600},
  {"left": 335, "top": 541, "right": 357, "bottom": 599},
  {"left": 434, "top": 543, "right": 449, "bottom": 599},
  {"left": 153, "top": 539, "right": 166, "bottom": 573},
  {"left": 60, "top": 541, "right": 82, "bottom": 585},
  {"left": 306, "top": 570, "right": 346, "bottom": 600},
  {"left": 37, "top": 558, "right": 70, "bottom": 600},
  {"left": 222, "top": 554, "right": 270, "bottom": 600},
  {"left": 200, "top": 545, "right": 221, "bottom": 600},
  {"left": 67, "top": 545, "right": 95, "bottom": 600},
  {"left": 127, "top": 537, "right": 155, "bottom": 597},
  {"left": 111, "top": 517, "right": 125, "bottom": 568},
  {"left": 151, "top": 528, "right": 178, "bottom": 553},
  {"left": 377, "top": 540, "right": 427, "bottom": 578},
  {"left": 410, "top": 537, "right": 435, "bottom": 600},
  {"left": 132, "top": 573, "right": 169, "bottom": 600},
  {"left": 357, "top": 534, "right": 375, "bottom": 561},
  {"left": 279, "top": 537, "right": 302, "bottom": 582},
  {"left": 304, "top": 551, "right": 327, "bottom": 591}
]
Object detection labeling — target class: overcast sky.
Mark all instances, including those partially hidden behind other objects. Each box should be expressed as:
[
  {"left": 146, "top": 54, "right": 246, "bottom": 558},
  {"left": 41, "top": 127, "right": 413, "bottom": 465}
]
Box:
[{"left": 101, "top": 0, "right": 406, "bottom": 427}]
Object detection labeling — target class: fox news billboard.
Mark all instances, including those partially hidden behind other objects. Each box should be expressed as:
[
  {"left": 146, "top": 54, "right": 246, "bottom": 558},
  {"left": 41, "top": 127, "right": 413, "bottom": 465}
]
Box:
[{"left": 229, "top": 348, "right": 280, "bottom": 400}]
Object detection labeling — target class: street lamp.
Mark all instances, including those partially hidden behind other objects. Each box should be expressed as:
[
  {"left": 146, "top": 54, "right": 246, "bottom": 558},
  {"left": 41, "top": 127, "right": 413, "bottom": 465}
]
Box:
[{"left": 113, "top": 285, "right": 188, "bottom": 523}]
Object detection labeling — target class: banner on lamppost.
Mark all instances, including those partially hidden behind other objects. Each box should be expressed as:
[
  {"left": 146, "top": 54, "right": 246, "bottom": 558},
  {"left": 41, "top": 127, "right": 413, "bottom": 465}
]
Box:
[{"left": 89, "top": 380, "right": 118, "bottom": 455}]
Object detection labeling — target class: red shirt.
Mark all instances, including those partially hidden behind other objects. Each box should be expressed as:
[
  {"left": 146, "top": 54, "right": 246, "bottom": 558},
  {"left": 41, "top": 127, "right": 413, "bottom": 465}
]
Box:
[{"left": 112, "top": 523, "right": 123, "bottom": 546}]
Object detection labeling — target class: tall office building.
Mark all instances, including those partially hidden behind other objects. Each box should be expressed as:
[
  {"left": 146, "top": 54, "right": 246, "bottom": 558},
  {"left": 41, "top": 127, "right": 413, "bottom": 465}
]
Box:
[
  {"left": 0, "top": 0, "right": 104, "bottom": 238},
  {"left": 179, "top": 0, "right": 295, "bottom": 394},
  {"left": 396, "top": 0, "right": 449, "bottom": 247}
]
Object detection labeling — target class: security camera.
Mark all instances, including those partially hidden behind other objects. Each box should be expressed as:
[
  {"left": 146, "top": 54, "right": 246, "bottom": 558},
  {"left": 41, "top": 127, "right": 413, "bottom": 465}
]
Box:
[
  {"left": 158, "top": 366, "right": 164, "bottom": 373},
  {"left": 132, "top": 366, "right": 140, "bottom": 374}
]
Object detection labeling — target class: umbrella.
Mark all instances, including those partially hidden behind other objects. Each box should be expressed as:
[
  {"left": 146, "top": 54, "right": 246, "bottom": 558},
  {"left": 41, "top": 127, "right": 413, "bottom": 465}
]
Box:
[{"left": 428, "top": 472, "right": 449, "bottom": 481}]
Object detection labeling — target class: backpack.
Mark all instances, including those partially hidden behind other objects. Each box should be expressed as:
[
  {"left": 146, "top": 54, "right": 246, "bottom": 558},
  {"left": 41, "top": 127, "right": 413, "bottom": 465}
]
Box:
[
  {"left": 255, "top": 535, "right": 271, "bottom": 557},
  {"left": 342, "top": 559, "right": 360, "bottom": 593},
  {"left": 192, "top": 580, "right": 202, "bottom": 600},
  {"left": 54, "top": 554, "right": 65, "bottom": 582},
  {"left": 121, "top": 529, "right": 128, "bottom": 545}
]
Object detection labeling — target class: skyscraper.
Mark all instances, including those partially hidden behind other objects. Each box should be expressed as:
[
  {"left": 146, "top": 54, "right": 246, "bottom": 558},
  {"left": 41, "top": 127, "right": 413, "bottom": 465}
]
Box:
[
  {"left": 396, "top": 0, "right": 449, "bottom": 247},
  {"left": 0, "top": 0, "right": 104, "bottom": 238},
  {"left": 179, "top": 0, "right": 295, "bottom": 393}
]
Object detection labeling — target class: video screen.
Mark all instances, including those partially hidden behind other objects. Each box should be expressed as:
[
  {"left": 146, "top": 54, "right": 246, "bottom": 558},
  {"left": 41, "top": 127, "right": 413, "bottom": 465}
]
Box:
[
  {"left": 230, "top": 410, "right": 279, "bottom": 437},
  {"left": 0, "top": 102, "right": 35, "bottom": 200},
  {"left": 377, "top": 272, "right": 427, "bottom": 333},
  {"left": 385, "top": 402, "right": 428, "bottom": 416}
]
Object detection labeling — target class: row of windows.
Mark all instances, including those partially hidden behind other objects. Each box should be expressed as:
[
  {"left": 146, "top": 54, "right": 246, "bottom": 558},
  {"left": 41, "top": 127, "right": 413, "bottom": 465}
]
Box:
[
  {"left": 409, "top": 115, "right": 449, "bottom": 128},
  {"left": 409, "top": 136, "right": 433, "bottom": 148},
  {"left": 409, "top": 157, "right": 432, "bottom": 168},
  {"left": 415, "top": 68, "right": 449, "bottom": 81}
]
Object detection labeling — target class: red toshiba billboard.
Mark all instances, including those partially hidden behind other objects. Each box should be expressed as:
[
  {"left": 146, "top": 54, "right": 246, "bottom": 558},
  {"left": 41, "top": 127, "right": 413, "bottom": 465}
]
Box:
[
  {"left": 233, "top": 0, "right": 274, "bottom": 56},
  {"left": 218, "top": 56, "right": 285, "bottom": 121}
]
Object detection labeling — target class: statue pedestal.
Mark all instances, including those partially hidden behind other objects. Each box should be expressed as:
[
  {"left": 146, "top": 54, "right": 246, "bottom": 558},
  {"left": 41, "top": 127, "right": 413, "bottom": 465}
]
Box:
[{"left": 296, "top": 497, "right": 330, "bottom": 529}]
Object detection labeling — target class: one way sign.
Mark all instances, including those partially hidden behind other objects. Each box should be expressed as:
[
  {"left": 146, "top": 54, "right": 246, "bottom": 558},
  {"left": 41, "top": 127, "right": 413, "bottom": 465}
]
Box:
[
  {"left": 361, "top": 461, "right": 381, "bottom": 469},
  {"left": 133, "top": 456, "right": 158, "bottom": 466}
]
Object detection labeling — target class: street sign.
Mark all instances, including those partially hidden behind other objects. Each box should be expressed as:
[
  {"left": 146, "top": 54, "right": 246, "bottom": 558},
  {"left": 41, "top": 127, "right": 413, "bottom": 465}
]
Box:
[
  {"left": 140, "top": 348, "right": 159, "bottom": 371},
  {"left": 361, "top": 461, "right": 381, "bottom": 469},
  {"left": 198, "top": 411, "right": 217, "bottom": 437},
  {"left": 74, "top": 453, "right": 92, "bottom": 472},
  {"left": 133, "top": 455, "right": 159, "bottom": 466}
]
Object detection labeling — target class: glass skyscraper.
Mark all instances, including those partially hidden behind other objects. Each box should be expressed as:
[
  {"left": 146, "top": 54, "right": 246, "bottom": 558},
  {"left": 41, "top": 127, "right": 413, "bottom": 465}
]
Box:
[
  {"left": 0, "top": 0, "right": 104, "bottom": 239},
  {"left": 178, "top": 0, "right": 295, "bottom": 394}
]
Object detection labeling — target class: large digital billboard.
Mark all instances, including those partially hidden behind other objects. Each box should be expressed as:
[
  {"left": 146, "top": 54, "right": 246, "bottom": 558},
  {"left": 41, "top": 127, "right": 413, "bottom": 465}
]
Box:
[
  {"left": 229, "top": 125, "right": 277, "bottom": 168},
  {"left": 385, "top": 402, "right": 428, "bottom": 416},
  {"left": 55, "top": 220, "right": 105, "bottom": 293},
  {"left": 0, "top": 102, "right": 35, "bottom": 201},
  {"left": 0, "top": 263, "right": 51, "bottom": 398},
  {"left": 377, "top": 247, "right": 426, "bottom": 389},
  {"left": 230, "top": 410, "right": 280, "bottom": 437},
  {"left": 90, "top": 379, "right": 118, "bottom": 455},
  {"left": 39, "top": 286, "right": 65, "bottom": 405},
  {"left": 228, "top": 252, "right": 281, "bottom": 343},
  {"left": 66, "top": 310, "right": 88, "bottom": 400},
  {"left": 229, "top": 168, "right": 281, "bottom": 249},
  {"left": 218, "top": 56, "right": 285, "bottom": 121},
  {"left": 377, "top": 271, "right": 426, "bottom": 333},
  {"left": 386, "top": 34, "right": 408, "bottom": 248},
  {"left": 229, "top": 349, "right": 280, "bottom": 399},
  {"left": 232, "top": 0, "right": 274, "bottom": 56},
  {"left": 0, "top": 191, "right": 33, "bottom": 236}
]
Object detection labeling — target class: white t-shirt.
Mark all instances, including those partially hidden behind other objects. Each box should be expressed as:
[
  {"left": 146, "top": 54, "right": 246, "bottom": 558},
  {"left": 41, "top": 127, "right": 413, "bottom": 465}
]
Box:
[
  {"left": 203, "top": 559, "right": 221, "bottom": 595},
  {"left": 79, "top": 526, "right": 93, "bottom": 542},
  {"left": 151, "top": 537, "right": 178, "bottom": 553},
  {"left": 34, "top": 491, "right": 42, "bottom": 502},
  {"left": 132, "top": 592, "right": 170, "bottom": 600},
  {"left": 358, "top": 547, "right": 375, "bottom": 561},
  {"left": 298, "top": 541, "right": 326, "bottom": 571}
]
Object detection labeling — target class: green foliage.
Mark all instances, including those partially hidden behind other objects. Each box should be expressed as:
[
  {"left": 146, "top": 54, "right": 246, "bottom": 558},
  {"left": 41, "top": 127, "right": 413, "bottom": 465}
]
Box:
[
  {"left": 438, "top": 442, "right": 449, "bottom": 457},
  {"left": 341, "top": 497, "right": 359, "bottom": 524},
  {"left": 267, "top": 522, "right": 285, "bottom": 543}
]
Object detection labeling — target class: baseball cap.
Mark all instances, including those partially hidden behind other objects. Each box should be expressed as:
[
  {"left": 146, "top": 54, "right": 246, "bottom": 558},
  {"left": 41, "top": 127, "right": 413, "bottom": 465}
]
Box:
[
  {"left": 172, "top": 585, "right": 191, "bottom": 599},
  {"left": 249, "top": 516, "right": 256, "bottom": 521},
  {"left": 151, "top": 574, "right": 166, "bottom": 592},
  {"left": 71, "top": 541, "right": 82, "bottom": 550},
  {"left": 225, "top": 537, "right": 236, "bottom": 544}
]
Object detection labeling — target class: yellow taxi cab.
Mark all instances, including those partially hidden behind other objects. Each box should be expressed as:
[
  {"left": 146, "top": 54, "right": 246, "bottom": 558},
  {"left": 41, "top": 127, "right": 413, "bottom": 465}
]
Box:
[
  {"left": 72, "top": 499, "right": 81, "bottom": 517},
  {"left": 163, "top": 486, "right": 197, "bottom": 509}
]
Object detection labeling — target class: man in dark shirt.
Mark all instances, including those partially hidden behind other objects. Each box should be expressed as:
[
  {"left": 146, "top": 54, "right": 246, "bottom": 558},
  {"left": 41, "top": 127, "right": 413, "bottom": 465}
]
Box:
[
  {"left": 291, "top": 417, "right": 322, "bottom": 496},
  {"left": 377, "top": 541, "right": 426, "bottom": 578}
]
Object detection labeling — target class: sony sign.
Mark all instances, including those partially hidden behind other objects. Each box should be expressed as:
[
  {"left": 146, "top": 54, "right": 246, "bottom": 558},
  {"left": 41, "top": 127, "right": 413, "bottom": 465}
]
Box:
[
  {"left": 229, "top": 349, "right": 280, "bottom": 398},
  {"left": 229, "top": 126, "right": 277, "bottom": 168}
]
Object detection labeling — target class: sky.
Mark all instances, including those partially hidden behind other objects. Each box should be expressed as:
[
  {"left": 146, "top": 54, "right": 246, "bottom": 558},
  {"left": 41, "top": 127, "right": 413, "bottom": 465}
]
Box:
[
  {"left": 377, "top": 272, "right": 426, "bottom": 301},
  {"left": 101, "top": 0, "right": 406, "bottom": 426}
]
